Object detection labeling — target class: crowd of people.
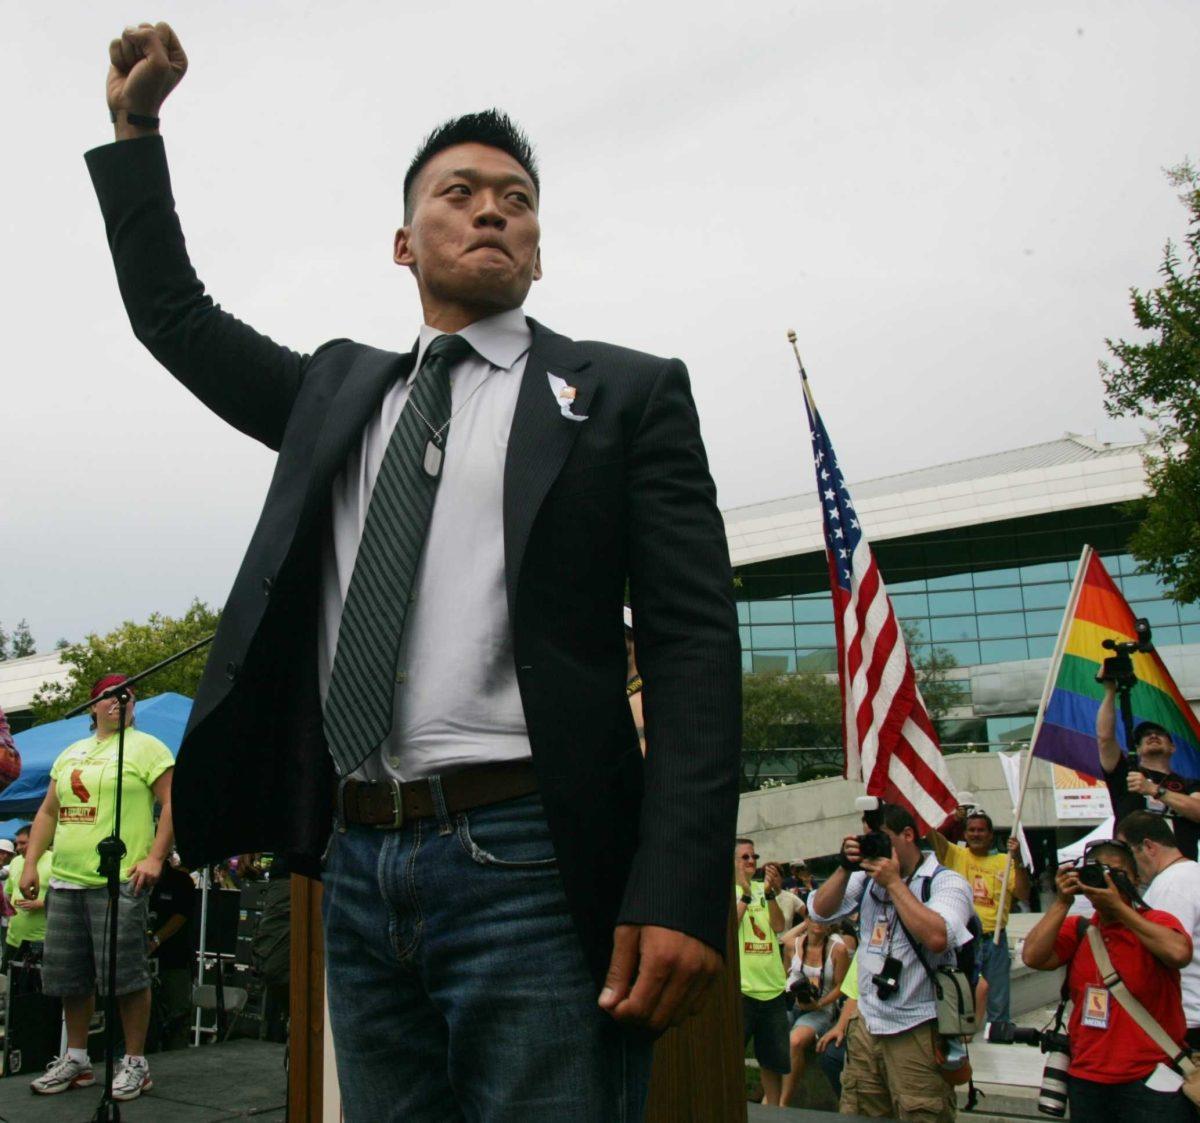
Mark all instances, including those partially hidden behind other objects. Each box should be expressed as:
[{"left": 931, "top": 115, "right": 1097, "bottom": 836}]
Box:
[{"left": 737, "top": 777, "right": 1200, "bottom": 1121}]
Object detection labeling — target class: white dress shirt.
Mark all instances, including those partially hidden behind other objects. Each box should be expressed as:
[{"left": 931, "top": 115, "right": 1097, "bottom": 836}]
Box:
[
  {"left": 318, "top": 307, "right": 533, "bottom": 780},
  {"left": 1143, "top": 857, "right": 1200, "bottom": 1029}
]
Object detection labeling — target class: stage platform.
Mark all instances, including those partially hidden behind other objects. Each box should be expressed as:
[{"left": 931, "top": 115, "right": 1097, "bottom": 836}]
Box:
[{"left": 0, "top": 1038, "right": 286, "bottom": 1122}]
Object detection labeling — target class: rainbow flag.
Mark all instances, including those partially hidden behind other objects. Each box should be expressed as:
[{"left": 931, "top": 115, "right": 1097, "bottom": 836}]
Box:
[{"left": 1028, "top": 546, "right": 1200, "bottom": 779}]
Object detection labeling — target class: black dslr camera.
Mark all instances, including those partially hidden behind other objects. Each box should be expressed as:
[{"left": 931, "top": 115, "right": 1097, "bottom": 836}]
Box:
[
  {"left": 788, "top": 976, "right": 820, "bottom": 1006},
  {"left": 871, "top": 955, "right": 903, "bottom": 1000},
  {"left": 840, "top": 795, "right": 892, "bottom": 866},
  {"left": 1074, "top": 839, "right": 1139, "bottom": 898}
]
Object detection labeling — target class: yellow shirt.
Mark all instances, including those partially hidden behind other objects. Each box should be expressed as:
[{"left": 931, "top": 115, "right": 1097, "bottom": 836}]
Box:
[
  {"left": 5, "top": 852, "right": 52, "bottom": 945},
  {"left": 936, "top": 843, "right": 1013, "bottom": 933}
]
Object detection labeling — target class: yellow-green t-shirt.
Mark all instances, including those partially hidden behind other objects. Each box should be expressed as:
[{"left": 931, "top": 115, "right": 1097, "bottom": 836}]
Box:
[
  {"left": 49, "top": 729, "right": 174, "bottom": 888},
  {"left": 841, "top": 949, "right": 859, "bottom": 1000},
  {"left": 938, "top": 844, "right": 1013, "bottom": 934},
  {"left": 6, "top": 851, "right": 52, "bottom": 945},
  {"left": 736, "top": 882, "right": 787, "bottom": 1000}
]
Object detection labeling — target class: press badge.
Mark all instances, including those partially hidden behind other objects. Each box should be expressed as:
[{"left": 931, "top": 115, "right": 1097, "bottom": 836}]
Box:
[
  {"left": 869, "top": 920, "right": 889, "bottom": 950},
  {"left": 1082, "top": 986, "right": 1111, "bottom": 1029}
]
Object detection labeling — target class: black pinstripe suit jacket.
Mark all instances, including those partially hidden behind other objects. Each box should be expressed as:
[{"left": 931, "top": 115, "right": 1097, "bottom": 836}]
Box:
[{"left": 85, "top": 136, "right": 742, "bottom": 981}]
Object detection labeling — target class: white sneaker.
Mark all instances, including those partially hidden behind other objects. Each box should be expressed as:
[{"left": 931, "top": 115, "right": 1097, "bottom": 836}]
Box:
[
  {"left": 111, "top": 1057, "right": 153, "bottom": 1101},
  {"left": 30, "top": 1053, "right": 95, "bottom": 1095}
]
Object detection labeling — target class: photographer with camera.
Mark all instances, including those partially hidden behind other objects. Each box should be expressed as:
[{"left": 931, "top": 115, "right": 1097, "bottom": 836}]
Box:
[
  {"left": 1118, "top": 810, "right": 1200, "bottom": 1049},
  {"left": 1099, "top": 679, "right": 1200, "bottom": 860},
  {"left": 735, "top": 838, "right": 790, "bottom": 1105},
  {"left": 1021, "top": 840, "right": 1193, "bottom": 1121},
  {"left": 808, "top": 803, "right": 974, "bottom": 1121},
  {"left": 779, "top": 919, "right": 849, "bottom": 1106}
]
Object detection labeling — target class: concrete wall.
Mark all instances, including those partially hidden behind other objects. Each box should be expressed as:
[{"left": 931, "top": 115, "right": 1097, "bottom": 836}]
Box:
[{"left": 737, "top": 751, "right": 1084, "bottom": 863}]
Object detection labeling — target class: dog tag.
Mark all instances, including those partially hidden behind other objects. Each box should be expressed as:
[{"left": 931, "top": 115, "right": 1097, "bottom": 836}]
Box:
[{"left": 423, "top": 439, "right": 443, "bottom": 478}]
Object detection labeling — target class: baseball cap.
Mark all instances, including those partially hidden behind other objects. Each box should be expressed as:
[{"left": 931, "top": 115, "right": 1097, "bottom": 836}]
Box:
[
  {"left": 90, "top": 674, "right": 133, "bottom": 701},
  {"left": 0, "top": 840, "right": 14, "bottom": 855},
  {"left": 1133, "top": 721, "right": 1170, "bottom": 746}
]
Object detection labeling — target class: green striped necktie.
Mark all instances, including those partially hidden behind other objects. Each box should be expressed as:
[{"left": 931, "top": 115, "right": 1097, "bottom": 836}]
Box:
[{"left": 324, "top": 332, "right": 474, "bottom": 775}]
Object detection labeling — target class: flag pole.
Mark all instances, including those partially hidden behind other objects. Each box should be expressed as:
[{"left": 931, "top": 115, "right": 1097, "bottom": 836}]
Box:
[{"left": 991, "top": 544, "right": 1094, "bottom": 944}]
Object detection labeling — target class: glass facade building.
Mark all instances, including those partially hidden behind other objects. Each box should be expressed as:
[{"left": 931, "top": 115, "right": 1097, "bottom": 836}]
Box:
[{"left": 734, "top": 505, "right": 1200, "bottom": 741}]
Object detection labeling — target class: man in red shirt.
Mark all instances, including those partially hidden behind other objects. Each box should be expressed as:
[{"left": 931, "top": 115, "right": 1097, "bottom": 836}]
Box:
[{"left": 1022, "top": 840, "right": 1194, "bottom": 1122}]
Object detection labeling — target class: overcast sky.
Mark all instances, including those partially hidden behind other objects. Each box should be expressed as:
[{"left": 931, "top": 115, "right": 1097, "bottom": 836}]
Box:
[{"left": 3, "top": 0, "right": 1197, "bottom": 652}]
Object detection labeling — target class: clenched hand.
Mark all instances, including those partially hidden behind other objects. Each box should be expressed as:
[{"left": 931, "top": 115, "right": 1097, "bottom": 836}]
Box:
[{"left": 107, "top": 21, "right": 187, "bottom": 135}]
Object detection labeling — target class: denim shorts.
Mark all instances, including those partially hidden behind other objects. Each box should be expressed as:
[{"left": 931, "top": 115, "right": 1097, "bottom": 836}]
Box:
[{"left": 42, "top": 883, "right": 151, "bottom": 998}]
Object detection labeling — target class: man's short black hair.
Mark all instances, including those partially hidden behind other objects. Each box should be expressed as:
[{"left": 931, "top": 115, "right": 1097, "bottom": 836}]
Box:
[
  {"left": 403, "top": 110, "right": 539, "bottom": 222},
  {"left": 1118, "top": 809, "right": 1179, "bottom": 849},
  {"left": 877, "top": 804, "right": 918, "bottom": 838},
  {"left": 966, "top": 811, "right": 994, "bottom": 833},
  {"left": 15, "top": 825, "right": 30, "bottom": 837}
]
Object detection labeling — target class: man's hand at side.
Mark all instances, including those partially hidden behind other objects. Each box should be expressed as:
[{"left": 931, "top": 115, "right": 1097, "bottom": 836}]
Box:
[
  {"left": 107, "top": 21, "right": 188, "bottom": 140},
  {"left": 598, "top": 924, "right": 722, "bottom": 1034}
]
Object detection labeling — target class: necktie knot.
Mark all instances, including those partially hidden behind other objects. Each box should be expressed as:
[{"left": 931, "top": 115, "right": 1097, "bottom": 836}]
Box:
[{"left": 424, "top": 332, "right": 474, "bottom": 368}]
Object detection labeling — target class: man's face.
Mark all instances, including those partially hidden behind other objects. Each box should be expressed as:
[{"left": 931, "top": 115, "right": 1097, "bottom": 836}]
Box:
[
  {"left": 395, "top": 142, "right": 542, "bottom": 317},
  {"left": 1117, "top": 834, "right": 1156, "bottom": 885},
  {"left": 92, "top": 694, "right": 134, "bottom": 730},
  {"left": 14, "top": 833, "right": 27, "bottom": 857},
  {"left": 880, "top": 824, "right": 917, "bottom": 866},
  {"left": 964, "top": 817, "right": 994, "bottom": 853},
  {"left": 735, "top": 843, "right": 758, "bottom": 878},
  {"left": 1137, "top": 728, "right": 1173, "bottom": 761}
]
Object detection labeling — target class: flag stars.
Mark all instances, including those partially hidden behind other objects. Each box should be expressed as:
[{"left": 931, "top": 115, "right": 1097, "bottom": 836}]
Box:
[
  {"left": 823, "top": 489, "right": 835, "bottom": 501},
  {"left": 834, "top": 528, "right": 843, "bottom": 539},
  {"left": 838, "top": 548, "right": 847, "bottom": 558},
  {"left": 828, "top": 508, "right": 840, "bottom": 521},
  {"left": 820, "top": 469, "right": 830, "bottom": 481},
  {"left": 850, "top": 519, "right": 860, "bottom": 530}
]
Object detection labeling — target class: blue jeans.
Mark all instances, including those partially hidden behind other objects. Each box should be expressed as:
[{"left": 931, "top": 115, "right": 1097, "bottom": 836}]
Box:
[
  {"left": 979, "top": 929, "right": 1011, "bottom": 1024},
  {"left": 321, "top": 787, "right": 652, "bottom": 1122}
]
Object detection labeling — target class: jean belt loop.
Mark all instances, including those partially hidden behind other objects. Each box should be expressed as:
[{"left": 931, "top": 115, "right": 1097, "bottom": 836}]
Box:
[
  {"left": 334, "top": 774, "right": 351, "bottom": 834},
  {"left": 428, "top": 774, "right": 454, "bottom": 836}
]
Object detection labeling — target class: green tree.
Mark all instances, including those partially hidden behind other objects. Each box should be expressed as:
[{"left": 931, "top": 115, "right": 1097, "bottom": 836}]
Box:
[
  {"left": 0, "top": 622, "right": 8, "bottom": 660},
  {"left": 902, "top": 621, "right": 962, "bottom": 741},
  {"left": 741, "top": 670, "right": 842, "bottom": 790},
  {"left": 9, "top": 620, "right": 36, "bottom": 659},
  {"left": 1102, "top": 161, "right": 1200, "bottom": 605},
  {"left": 30, "top": 600, "right": 220, "bottom": 724}
]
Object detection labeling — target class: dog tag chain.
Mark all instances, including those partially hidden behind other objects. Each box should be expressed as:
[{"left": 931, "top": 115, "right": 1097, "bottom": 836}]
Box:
[{"left": 409, "top": 365, "right": 497, "bottom": 479}]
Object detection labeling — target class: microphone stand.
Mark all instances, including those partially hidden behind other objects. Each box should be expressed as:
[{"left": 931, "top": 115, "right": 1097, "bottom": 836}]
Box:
[{"left": 61, "top": 633, "right": 213, "bottom": 1122}]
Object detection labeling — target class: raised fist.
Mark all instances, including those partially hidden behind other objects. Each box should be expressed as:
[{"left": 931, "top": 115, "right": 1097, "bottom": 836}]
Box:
[{"left": 107, "top": 22, "right": 187, "bottom": 119}]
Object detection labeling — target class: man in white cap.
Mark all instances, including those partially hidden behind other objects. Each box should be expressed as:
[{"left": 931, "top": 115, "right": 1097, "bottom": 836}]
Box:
[{"left": 0, "top": 839, "right": 15, "bottom": 948}]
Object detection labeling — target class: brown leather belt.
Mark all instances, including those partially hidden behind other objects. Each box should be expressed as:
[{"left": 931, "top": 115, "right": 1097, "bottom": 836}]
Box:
[{"left": 335, "top": 759, "right": 538, "bottom": 829}]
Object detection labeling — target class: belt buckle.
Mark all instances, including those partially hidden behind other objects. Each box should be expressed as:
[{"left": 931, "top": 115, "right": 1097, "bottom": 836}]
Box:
[{"left": 376, "top": 778, "right": 405, "bottom": 830}]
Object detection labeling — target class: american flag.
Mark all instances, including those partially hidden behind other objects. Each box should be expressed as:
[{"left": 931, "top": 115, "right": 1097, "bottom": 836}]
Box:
[{"left": 799, "top": 366, "right": 957, "bottom": 834}]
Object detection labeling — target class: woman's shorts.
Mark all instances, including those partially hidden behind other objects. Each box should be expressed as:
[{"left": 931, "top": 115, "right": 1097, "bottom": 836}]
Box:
[
  {"left": 42, "top": 883, "right": 151, "bottom": 998},
  {"left": 790, "top": 1004, "right": 836, "bottom": 1037}
]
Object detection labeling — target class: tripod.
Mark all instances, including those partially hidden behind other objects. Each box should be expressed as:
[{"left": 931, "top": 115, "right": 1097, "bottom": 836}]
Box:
[{"left": 59, "top": 634, "right": 213, "bottom": 1122}]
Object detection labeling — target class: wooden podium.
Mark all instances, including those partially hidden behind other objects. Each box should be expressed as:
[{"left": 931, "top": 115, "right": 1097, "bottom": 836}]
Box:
[
  {"left": 288, "top": 883, "right": 745, "bottom": 1121},
  {"left": 644, "top": 900, "right": 745, "bottom": 1122}
]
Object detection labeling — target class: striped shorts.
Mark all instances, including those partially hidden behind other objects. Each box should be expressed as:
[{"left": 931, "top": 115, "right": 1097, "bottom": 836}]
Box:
[{"left": 42, "top": 883, "right": 151, "bottom": 998}]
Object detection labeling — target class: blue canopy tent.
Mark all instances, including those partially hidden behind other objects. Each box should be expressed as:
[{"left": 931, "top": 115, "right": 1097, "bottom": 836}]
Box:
[{"left": 0, "top": 693, "right": 192, "bottom": 817}]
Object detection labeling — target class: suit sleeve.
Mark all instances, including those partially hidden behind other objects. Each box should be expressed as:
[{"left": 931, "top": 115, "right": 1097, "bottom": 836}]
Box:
[
  {"left": 85, "top": 137, "right": 315, "bottom": 451},
  {"left": 617, "top": 357, "right": 742, "bottom": 955}
]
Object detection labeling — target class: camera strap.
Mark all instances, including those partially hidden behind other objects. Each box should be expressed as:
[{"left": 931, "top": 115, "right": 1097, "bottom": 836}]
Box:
[{"left": 1084, "top": 924, "right": 1197, "bottom": 1078}]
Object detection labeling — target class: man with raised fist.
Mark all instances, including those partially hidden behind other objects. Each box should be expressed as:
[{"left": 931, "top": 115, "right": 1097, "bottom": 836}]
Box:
[{"left": 86, "top": 23, "right": 741, "bottom": 1123}]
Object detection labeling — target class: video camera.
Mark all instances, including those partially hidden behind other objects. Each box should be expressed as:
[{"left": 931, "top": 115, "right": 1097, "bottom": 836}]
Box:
[
  {"left": 787, "top": 976, "right": 820, "bottom": 1006},
  {"left": 1095, "top": 617, "right": 1154, "bottom": 690}
]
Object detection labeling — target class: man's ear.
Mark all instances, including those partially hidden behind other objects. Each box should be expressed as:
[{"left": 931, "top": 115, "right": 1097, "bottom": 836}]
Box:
[
  {"left": 532, "top": 245, "right": 543, "bottom": 282},
  {"left": 394, "top": 226, "right": 415, "bottom": 268}
]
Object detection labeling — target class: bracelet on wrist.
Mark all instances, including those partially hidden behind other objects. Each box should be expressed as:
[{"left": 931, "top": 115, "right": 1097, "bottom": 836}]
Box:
[
  {"left": 740, "top": 893, "right": 752, "bottom": 905},
  {"left": 765, "top": 889, "right": 777, "bottom": 900},
  {"left": 110, "top": 108, "right": 161, "bottom": 129}
]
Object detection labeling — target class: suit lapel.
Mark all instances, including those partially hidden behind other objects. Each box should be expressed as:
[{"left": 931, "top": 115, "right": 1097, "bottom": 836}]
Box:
[
  {"left": 503, "top": 319, "right": 595, "bottom": 620},
  {"left": 306, "top": 344, "right": 416, "bottom": 507}
]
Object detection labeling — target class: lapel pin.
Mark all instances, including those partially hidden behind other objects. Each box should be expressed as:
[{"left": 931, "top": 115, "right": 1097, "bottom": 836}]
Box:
[{"left": 547, "top": 372, "right": 588, "bottom": 422}]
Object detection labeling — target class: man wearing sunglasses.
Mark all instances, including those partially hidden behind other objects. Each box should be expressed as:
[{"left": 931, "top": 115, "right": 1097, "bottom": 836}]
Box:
[
  {"left": 734, "top": 839, "right": 789, "bottom": 1106},
  {"left": 1022, "top": 840, "right": 1193, "bottom": 1122}
]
